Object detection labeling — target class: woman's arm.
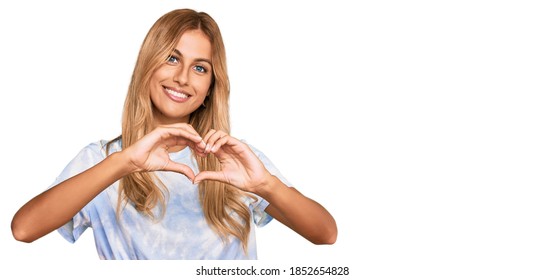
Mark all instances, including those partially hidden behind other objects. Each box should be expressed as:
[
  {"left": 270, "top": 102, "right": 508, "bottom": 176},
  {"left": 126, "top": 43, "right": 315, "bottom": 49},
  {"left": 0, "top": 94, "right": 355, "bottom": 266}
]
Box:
[
  {"left": 193, "top": 130, "right": 337, "bottom": 244},
  {"left": 11, "top": 125, "right": 205, "bottom": 243},
  {"left": 11, "top": 152, "right": 132, "bottom": 243},
  {"left": 260, "top": 178, "right": 337, "bottom": 245}
]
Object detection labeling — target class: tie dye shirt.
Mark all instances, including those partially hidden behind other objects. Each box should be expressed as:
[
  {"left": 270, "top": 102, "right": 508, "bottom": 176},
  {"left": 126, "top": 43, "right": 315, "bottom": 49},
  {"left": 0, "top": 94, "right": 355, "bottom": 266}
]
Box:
[{"left": 52, "top": 139, "right": 288, "bottom": 260}]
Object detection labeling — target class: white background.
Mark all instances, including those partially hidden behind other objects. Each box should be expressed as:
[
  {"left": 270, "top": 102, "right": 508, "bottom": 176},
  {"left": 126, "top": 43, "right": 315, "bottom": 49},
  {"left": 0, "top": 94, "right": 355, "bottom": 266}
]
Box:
[{"left": 1, "top": 0, "right": 543, "bottom": 279}]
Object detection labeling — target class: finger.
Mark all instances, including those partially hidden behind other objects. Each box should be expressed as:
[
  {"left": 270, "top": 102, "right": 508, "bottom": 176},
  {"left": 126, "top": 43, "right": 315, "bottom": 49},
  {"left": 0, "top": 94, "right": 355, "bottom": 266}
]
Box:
[
  {"left": 160, "top": 137, "right": 190, "bottom": 151},
  {"left": 202, "top": 129, "right": 217, "bottom": 152},
  {"left": 160, "top": 127, "right": 203, "bottom": 146},
  {"left": 160, "top": 123, "right": 199, "bottom": 135},
  {"left": 163, "top": 161, "right": 196, "bottom": 181},
  {"left": 168, "top": 124, "right": 206, "bottom": 151},
  {"left": 193, "top": 170, "right": 227, "bottom": 185},
  {"left": 202, "top": 129, "right": 216, "bottom": 142},
  {"left": 176, "top": 124, "right": 206, "bottom": 151},
  {"left": 192, "top": 148, "right": 208, "bottom": 158},
  {"left": 167, "top": 136, "right": 203, "bottom": 151},
  {"left": 193, "top": 138, "right": 207, "bottom": 153},
  {"left": 210, "top": 134, "right": 231, "bottom": 153},
  {"left": 172, "top": 137, "right": 206, "bottom": 155},
  {"left": 204, "top": 130, "right": 227, "bottom": 153}
]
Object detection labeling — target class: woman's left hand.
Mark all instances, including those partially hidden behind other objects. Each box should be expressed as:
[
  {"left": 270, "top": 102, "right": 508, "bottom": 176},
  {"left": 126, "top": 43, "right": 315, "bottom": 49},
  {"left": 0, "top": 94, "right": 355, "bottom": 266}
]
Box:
[
  {"left": 194, "top": 130, "right": 338, "bottom": 245},
  {"left": 193, "top": 129, "right": 270, "bottom": 193}
]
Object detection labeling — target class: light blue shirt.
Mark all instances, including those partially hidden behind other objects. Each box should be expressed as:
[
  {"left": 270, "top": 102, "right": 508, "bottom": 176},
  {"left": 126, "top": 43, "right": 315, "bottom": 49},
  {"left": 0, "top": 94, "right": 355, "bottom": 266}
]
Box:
[{"left": 52, "top": 139, "right": 288, "bottom": 260}]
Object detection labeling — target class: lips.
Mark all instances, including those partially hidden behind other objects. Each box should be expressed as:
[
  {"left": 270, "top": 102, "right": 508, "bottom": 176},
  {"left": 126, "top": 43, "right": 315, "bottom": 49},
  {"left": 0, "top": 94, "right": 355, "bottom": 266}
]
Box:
[{"left": 163, "top": 86, "right": 190, "bottom": 102}]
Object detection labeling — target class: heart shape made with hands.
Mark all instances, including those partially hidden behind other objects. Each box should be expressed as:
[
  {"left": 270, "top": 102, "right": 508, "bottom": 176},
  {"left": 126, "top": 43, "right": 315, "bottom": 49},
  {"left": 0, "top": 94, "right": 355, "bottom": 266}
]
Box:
[
  {"left": 159, "top": 138, "right": 267, "bottom": 191},
  {"left": 129, "top": 126, "right": 268, "bottom": 192}
]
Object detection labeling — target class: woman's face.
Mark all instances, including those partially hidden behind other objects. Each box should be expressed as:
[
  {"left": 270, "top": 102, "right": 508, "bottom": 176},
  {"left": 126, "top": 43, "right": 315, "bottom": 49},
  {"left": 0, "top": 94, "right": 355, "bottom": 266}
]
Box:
[{"left": 150, "top": 29, "right": 213, "bottom": 125}]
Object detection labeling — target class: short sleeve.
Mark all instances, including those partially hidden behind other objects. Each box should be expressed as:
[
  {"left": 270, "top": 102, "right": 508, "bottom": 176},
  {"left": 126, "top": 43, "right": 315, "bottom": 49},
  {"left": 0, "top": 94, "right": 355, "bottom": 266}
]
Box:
[
  {"left": 244, "top": 141, "right": 292, "bottom": 227},
  {"left": 250, "top": 196, "right": 272, "bottom": 227},
  {"left": 57, "top": 211, "right": 91, "bottom": 243},
  {"left": 246, "top": 142, "right": 292, "bottom": 188},
  {"left": 49, "top": 142, "right": 107, "bottom": 243}
]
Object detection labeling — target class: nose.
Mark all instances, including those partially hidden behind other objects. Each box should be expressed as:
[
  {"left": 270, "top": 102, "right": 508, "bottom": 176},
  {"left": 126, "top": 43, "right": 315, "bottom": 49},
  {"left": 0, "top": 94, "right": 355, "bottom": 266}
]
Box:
[{"left": 173, "top": 65, "right": 190, "bottom": 85}]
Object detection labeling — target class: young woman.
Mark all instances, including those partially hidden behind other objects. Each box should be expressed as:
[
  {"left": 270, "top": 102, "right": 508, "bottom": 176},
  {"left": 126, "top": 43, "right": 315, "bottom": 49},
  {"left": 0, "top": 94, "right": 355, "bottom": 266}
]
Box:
[{"left": 11, "top": 8, "right": 337, "bottom": 260}]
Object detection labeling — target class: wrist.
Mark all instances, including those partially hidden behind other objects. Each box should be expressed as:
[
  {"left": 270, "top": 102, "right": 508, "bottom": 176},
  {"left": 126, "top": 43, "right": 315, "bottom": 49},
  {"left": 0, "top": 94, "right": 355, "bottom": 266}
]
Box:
[
  {"left": 252, "top": 173, "right": 283, "bottom": 199},
  {"left": 108, "top": 151, "right": 137, "bottom": 176}
]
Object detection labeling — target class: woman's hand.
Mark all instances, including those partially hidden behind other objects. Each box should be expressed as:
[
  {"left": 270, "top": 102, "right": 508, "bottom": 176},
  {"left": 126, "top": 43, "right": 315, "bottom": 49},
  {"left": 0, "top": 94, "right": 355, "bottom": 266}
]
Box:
[
  {"left": 193, "top": 129, "right": 271, "bottom": 193},
  {"left": 193, "top": 129, "right": 338, "bottom": 245},
  {"left": 122, "top": 124, "right": 206, "bottom": 181}
]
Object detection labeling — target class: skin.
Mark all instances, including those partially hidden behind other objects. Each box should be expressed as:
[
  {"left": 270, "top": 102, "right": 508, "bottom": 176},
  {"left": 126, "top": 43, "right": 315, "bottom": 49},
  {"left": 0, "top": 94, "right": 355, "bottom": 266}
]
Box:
[
  {"left": 11, "top": 29, "right": 337, "bottom": 246},
  {"left": 150, "top": 29, "right": 212, "bottom": 126}
]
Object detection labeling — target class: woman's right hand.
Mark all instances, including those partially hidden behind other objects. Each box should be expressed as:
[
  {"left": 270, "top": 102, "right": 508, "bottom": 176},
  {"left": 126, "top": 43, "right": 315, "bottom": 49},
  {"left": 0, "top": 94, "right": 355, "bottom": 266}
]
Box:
[{"left": 121, "top": 124, "right": 206, "bottom": 181}]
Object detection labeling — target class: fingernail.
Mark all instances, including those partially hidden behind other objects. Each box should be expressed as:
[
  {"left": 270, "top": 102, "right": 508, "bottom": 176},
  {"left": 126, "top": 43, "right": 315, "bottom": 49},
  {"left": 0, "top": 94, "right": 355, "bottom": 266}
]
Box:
[{"left": 211, "top": 145, "right": 218, "bottom": 153}]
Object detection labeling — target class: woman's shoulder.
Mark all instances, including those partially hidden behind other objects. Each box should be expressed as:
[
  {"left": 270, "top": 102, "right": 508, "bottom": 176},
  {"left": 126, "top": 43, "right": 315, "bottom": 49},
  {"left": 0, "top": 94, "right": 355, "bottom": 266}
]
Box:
[
  {"left": 239, "top": 139, "right": 272, "bottom": 163},
  {"left": 239, "top": 138, "right": 292, "bottom": 187},
  {"left": 78, "top": 137, "right": 122, "bottom": 158},
  {"left": 53, "top": 138, "right": 122, "bottom": 184},
  {"left": 240, "top": 139, "right": 264, "bottom": 156}
]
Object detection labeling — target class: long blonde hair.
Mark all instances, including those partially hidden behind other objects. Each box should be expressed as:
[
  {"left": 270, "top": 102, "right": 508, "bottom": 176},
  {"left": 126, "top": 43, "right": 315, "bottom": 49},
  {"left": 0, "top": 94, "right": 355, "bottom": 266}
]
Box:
[{"left": 108, "top": 9, "right": 253, "bottom": 251}]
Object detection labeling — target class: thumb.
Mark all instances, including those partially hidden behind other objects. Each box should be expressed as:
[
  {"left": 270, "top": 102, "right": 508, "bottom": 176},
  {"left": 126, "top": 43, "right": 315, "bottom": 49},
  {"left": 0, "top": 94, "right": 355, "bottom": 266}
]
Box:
[
  {"left": 194, "top": 171, "right": 227, "bottom": 185},
  {"left": 164, "top": 161, "right": 196, "bottom": 181}
]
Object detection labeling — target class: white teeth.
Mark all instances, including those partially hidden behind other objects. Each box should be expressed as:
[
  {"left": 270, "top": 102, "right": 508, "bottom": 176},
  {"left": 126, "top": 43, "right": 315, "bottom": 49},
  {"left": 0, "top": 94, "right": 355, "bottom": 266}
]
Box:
[{"left": 165, "top": 88, "right": 188, "bottom": 98}]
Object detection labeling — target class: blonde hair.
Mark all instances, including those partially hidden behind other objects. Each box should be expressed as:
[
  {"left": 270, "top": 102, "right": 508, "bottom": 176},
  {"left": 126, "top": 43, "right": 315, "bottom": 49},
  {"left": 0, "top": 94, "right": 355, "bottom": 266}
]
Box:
[{"left": 108, "top": 9, "right": 253, "bottom": 251}]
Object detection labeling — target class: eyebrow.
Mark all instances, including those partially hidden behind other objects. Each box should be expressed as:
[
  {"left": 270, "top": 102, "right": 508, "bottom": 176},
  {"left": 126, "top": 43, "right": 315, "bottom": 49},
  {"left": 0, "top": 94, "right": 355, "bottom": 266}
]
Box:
[{"left": 172, "top": 49, "right": 212, "bottom": 65}]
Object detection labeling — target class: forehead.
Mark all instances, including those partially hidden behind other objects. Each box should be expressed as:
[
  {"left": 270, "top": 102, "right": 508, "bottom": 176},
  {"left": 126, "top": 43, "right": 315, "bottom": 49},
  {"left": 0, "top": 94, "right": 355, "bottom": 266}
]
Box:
[{"left": 174, "top": 29, "right": 212, "bottom": 60}]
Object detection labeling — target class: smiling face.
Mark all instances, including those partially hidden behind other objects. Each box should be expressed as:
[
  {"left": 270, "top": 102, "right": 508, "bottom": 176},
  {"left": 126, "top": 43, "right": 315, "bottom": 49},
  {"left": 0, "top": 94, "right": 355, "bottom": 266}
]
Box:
[{"left": 150, "top": 29, "right": 213, "bottom": 126}]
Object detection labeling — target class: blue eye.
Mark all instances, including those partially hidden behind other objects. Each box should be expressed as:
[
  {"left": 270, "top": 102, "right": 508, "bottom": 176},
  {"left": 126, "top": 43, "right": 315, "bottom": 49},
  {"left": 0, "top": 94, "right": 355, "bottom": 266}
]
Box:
[
  {"left": 194, "top": 65, "right": 207, "bottom": 73},
  {"left": 166, "top": 55, "right": 179, "bottom": 64}
]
